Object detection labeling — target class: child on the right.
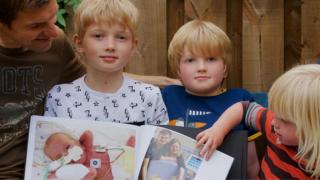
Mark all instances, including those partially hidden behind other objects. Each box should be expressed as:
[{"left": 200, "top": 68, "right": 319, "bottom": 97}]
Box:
[
  {"left": 161, "top": 19, "right": 260, "bottom": 179},
  {"left": 197, "top": 64, "right": 320, "bottom": 179}
]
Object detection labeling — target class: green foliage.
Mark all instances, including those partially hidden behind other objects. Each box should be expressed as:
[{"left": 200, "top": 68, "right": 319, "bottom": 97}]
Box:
[{"left": 56, "top": 0, "right": 82, "bottom": 29}]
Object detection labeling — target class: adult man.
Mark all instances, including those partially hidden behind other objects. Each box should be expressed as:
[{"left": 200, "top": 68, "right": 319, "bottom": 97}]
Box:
[
  {"left": 0, "top": 0, "right": 179, "bottom": 178},
  {"left": 0, "top": 0, "right": 84, "bottom": 178},
  {"left": 141, "top": 129, "right": 172, "bottom": 179}
]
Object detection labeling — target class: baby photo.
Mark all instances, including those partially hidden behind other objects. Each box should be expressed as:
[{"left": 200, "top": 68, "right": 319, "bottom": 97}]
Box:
[{"left": 25, "top": 116, "right": 136, "bottom": 180}]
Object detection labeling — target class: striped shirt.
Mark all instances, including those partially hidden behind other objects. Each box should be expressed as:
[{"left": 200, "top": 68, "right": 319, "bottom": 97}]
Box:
[{"left": 244, "top": 102, "right": 314, "bottom": 179}]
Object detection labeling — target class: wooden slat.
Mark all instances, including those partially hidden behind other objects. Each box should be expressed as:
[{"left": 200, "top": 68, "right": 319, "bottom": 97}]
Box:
[
  {"left": 243, "top": 0, "right": 263, "bottom": 91},
  {"left": 242, "top": 0, "right": 284, "bottom": 92},
  {"left": 227, "top": 0, "right": 243, "bottom": 88},
  {"left": 187, "top": 0, "right": 227, "bottom": 30},
  {"left": 284, "top": 0, "right": 301, "bottom": 70},
  {"left": 126, "top": 0, "right": 167, "bottom": 76},
  {"left": 259, "top": 0, "right": 284, "bottom": 91},
  {"left": 301, "top": 0, "right": 320, "bottom": 63},
  {"left": 167, "top": 0, "right": 185, "bottom": 78}
]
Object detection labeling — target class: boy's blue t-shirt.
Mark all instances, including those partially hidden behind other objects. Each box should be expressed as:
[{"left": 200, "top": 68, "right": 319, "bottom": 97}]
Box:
[{"left": 161, "top": 85, "right": 255, "bottom": 135}]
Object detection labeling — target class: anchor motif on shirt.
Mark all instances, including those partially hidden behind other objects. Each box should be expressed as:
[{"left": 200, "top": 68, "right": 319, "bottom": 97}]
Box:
[
  {"left": 85, "top": 110, "right": 92, "bottom": 117},
  {"left": 139, "top": 91, "right": 145, "bottom": 102},
  {"left": 75, "top": 86, "right": 81, "bottom": 92},
  {"left": 141, "top": 110, "right": 146, "bottom": 118},
  {"left": 112, "top": 100, "right": 119, "bottom": 107},
  {"left": 57, "top": 86, "right": 62, "bottom": 93},
  {"left": 128, "top": 86, "right": 135, "bottom": 92},
  {"left": 55, "top": 99, "right": 62, "bottom": 106},
  {"left": 85, "top": 91, "right": 90, "bottom": 102},
  {"left": 103, "top": 106, "right": 109, "bottom": 118},
  {"left": 74, "top": 101, "right": 82, "bottom": 108},
  {"left": 67, "top": 108, "right": 73, "bottom": 118},
  {"left": 130, "top": 102, "right": 138, "bottom": 109},
  {"left": 125, "top": 108, "right": 130, "bottom": 121}
]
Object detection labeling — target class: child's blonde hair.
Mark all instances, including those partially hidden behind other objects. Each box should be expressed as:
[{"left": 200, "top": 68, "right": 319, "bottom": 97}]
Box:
[
  {"left": 268, "top": 64, "right": 320, "bottom": 178},
  {"left": 168, "top": 19, "right": 231, "bottom": 77},
  {"left": 73, "top": 0, "right": 139, "bottom": 39}
]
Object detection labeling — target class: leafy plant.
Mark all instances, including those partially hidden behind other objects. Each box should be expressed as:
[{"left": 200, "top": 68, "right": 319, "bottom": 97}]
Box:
[{"left": 56, "top": 0, "right": 81, "bottom": 29}]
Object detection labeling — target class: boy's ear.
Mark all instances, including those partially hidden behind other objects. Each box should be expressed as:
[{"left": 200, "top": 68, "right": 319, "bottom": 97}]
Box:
[
  {"left": 177, "top": 70, "right": 182, "bottom": 80},
  {"left": 133, "top": 38, "right": 138, "bottom": 49},
  {"left": 73, "top": 34, "right": 84, "bottom": 53},
  {"left": 223, "top": 64, "right": 228, "bottom": 78}
]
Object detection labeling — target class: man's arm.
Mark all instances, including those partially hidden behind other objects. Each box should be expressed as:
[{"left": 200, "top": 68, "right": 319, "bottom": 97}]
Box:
[
  {"left": 141, "top": 158, "right": 150, "bottom": 180},
  {"left": 125, "top": 73, "right": 181, "bottom": 88},
  {"left": 178, "top": 167, "right": 185, "bottom": 180}
]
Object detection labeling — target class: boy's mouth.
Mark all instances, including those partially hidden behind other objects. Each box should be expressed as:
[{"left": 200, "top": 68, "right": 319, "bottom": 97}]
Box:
[
  {"left": 195, "top": 76, "right": 210, "bottom": 80},
  {"left": 100, "top": 55, "right": 118, "bottom": 62}
]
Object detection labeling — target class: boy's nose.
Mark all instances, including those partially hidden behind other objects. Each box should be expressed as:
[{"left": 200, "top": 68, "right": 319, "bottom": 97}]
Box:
[
  {"left": 197, "top": 60, "right": 207, "bottom": 72},
  {"left": 105, "top": 39, "right": 115, "bottom": 51}
]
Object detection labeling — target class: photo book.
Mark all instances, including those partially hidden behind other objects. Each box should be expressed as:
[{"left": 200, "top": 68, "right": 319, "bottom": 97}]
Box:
[{"left": 25, "top": 115, "right": 234, "bottom": 180}]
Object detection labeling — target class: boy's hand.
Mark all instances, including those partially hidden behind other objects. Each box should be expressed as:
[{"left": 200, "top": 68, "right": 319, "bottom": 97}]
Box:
[{"left": 196, "top": 126, "right": 225, "bottom": 161}]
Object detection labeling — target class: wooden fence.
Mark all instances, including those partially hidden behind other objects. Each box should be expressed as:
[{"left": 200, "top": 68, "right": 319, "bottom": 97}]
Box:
[
  {"left": 66, "top": 0, "right": 320, "bottom": 92},
  {"left": 125, "top": 0, "right": 319, "bottom": 92}
]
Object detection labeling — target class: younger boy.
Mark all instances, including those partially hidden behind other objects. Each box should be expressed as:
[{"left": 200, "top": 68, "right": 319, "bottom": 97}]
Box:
[
  {"left": 44, "top": 0, "right": 168, "bottom": 125},
  {"left": 161, "top": 19, "right": 259, "bottom": 178}
]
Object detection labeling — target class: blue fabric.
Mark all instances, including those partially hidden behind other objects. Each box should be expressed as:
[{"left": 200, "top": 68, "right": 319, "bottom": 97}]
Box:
[
  {"left": 161, "top": 85, "right": 255, "bottom": 135},
  {"left": 251, "top": 92, "right": 268, "bottom": 108}
]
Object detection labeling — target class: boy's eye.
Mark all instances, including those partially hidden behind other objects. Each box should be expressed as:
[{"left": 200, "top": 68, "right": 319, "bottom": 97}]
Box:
[
  {"left": 207, "top": 57, "right": 217, "bottom": 62},
  {"left": 116, "top": 34, "right": 128, "bottom": 40},
  {"left": 185, "top": 58, "right": 194, "bottom": 63},
  {"left": 92, "top": 33, "right": 103, "bottom": 39}
]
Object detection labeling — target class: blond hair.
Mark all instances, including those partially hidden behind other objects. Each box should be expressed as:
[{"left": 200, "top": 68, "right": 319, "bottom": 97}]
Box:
[
  {"left": 73, "top": 0, "right": 138, "bottom": 39},
  {"left": 269, "top": 64, "right": 320, "bottom": 178},
  {"left": 168, "top": 19, "right": 231, "bottom": 77}
]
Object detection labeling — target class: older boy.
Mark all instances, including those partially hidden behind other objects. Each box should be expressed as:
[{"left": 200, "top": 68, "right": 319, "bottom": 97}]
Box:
[
  {"left": 0, "top": 0, "right": 176, "bottom": 178},
  {"left": 44, "top": 0, "right": 169, "bottom": 125}
]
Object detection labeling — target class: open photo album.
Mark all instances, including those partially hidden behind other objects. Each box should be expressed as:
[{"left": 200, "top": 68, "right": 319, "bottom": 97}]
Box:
[{"left": 25, "top": 115, "right": 234, "bottom": 180}]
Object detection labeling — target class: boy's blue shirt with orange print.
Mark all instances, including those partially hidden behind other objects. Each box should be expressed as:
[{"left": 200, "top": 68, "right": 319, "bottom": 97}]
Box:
[{"left": 161, "top": 85, "right": 257, "bottom": 137}]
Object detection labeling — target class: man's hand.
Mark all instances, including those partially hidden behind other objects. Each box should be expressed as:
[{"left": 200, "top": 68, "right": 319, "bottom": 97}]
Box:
[{"left": 125, "top": 73, "right": 182, "bottom": 88}]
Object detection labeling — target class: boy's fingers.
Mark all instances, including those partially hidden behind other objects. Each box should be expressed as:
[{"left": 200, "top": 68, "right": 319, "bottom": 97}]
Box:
[
  {"left": 196, "top": 131, "right": 205, "bottom": 141},
  {"left": 204, "top": 141, "right": 217, "bottom": 161},
  {"left": 200, "top": 137, "right": 212, "bottom": 157},
  {"left": 196, "top": 141, "right": 202, "bottom": 148},
  {"left": 205, "top": 149, "right": 214, "bottom": 161},
  {"left": 196, "top": 135, "right": 208, "bottom": 148}
]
